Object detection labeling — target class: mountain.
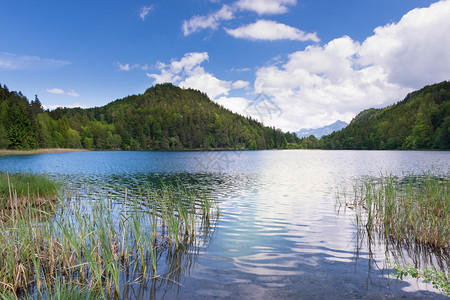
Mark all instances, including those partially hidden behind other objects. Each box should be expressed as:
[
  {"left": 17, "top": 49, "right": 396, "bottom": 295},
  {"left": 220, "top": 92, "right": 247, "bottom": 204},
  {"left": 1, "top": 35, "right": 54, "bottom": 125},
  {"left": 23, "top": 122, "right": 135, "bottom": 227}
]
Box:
[
  {"left": 296, "top": 120, "right": 348, "bottom": 139},
  {"left": 320, "top": 81, "right": 450, "bottom": 150},
  {"left": 0, "top": 83, "right": 300, "bottom": 150}
]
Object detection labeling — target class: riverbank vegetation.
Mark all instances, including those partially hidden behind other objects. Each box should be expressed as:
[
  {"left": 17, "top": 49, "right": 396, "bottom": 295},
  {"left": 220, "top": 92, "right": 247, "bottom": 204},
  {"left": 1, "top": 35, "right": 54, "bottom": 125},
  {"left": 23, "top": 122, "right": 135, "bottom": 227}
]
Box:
[
  {"left": 0, "top": 180, "right": 219, "bottom": 299},
  {"left": 0, "top": 148, "right": 88, "bottom": 156},
  {"left": 337, "top": 172, "right": 449, "bottom": 295},
  {"left": 338, "top": 172, "right": 449, "bottom": 248},
  {"left": 0, "top": 173, "right": 58, "bottom": 212}
]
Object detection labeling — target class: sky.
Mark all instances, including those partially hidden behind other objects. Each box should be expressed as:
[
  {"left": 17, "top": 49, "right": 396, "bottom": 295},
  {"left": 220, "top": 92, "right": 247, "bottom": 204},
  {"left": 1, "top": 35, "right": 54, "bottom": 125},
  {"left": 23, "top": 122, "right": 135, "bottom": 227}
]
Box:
[{"left": 1, "top": 0, "right": 449, "bottom": 132}]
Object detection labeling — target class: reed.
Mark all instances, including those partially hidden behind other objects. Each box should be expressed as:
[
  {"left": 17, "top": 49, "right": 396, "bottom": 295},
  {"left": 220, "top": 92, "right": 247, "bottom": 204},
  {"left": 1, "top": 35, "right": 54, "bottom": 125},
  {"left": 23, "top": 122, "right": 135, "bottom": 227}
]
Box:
[
  {"left": 0, "top": 172, "right": 58, "bottom": 211},
  {"left": 339, "top": 172, "right": 449, "bottom": 249},
  {"left": 0, "top": 182, "right": 219, "bottom": 299}
]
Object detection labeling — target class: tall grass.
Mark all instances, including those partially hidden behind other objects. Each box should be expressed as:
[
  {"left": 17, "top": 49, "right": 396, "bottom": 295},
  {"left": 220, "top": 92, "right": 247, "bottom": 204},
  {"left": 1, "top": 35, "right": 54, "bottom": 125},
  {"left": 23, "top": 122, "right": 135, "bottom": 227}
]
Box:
[
  {"left": 0, "top": 173, "right": 58, "bottom": 211},
  {"left": 338, "top": 172, "right": 449, "bottom": 248},
  {"left": 0, "top": 181, "right": 219, "bottom": 299}
]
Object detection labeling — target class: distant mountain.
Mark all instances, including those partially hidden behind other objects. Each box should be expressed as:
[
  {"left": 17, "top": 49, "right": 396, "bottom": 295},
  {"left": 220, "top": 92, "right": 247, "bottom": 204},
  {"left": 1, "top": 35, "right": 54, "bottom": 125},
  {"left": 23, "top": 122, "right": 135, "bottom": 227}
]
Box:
[
  {"left": 320, "top": 81, "right": 450, "bottom": 150},
  {"left": 296, "top": 120, "right": 348, "bottom": 139}
]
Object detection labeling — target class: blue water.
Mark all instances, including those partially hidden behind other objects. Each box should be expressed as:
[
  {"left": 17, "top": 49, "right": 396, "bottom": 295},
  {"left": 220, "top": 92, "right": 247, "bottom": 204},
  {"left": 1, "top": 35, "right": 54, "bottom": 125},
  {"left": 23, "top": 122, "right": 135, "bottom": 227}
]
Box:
[{"left": 1, "top": 150, "right": 449, "bottom": 299}]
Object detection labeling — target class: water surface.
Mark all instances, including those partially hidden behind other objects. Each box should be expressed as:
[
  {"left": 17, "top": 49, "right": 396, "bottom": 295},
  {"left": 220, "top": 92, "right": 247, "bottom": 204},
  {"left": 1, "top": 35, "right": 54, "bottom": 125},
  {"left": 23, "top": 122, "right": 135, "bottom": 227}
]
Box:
[{"left": 1, "top": 150, "right": 449, "bottom": 299}]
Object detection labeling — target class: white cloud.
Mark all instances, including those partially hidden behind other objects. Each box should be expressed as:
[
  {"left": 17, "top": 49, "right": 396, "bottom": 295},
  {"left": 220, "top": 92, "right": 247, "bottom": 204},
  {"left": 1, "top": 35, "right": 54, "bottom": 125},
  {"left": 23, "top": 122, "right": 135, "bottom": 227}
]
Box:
[
  {"left": 358, "top": 0, "right": 450, "bottom": 88},
  {"left": 182, "top": 5, "right": 234, "bottom": 36},
  {"left": 66, "top": 90, "right": 80, "bottom": 97},
  {"left": 115, "top": 62, "right": 149, "bottom": 71},
  {"left": 147, "top": 52, "right": 233, "bottom": 99},
  {"left": 215, "top": 96, "right": 251, "bottom": 116},
  {"left": 139, "top": 5, "right": 154, "bottom": 21},
  {"left": 46, "top": 88, "right": 80, "bottom": 97},
  {"left": 231, "top": 67, "right": 251, "bottom": 72},
  {"left": 116, "top": 62, "right": 131, "bottom": 71},
  {"left": 252, "top": 36, "right": 409, "bottom": 130},
  {"left": 249, "top": 0, "right": 450, "bottom": 131},
  {"left": 0, "top": 52, "right": 70, "bottom": 70},
  {"left": 46, "top": 88, "right": 65, "bottom": 95},
  {"left": 236, "top": 0, "right": 297, "bottom": 15},
  {"left": 180, "top": 73, "right": 231, "bottom": 99},
  {"left": 225, "top": 20, "right": 319, "bottom": 42},
  {"left": 232, "top": 80, "right": 250, "bottom": 89},
  {"left": 182, "top": 0, "right": 299, "bottom": 36}
]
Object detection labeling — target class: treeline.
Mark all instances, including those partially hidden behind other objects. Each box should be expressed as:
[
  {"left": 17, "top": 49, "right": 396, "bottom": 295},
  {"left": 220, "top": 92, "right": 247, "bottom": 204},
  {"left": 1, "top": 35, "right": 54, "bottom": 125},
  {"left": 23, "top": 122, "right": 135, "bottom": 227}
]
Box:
[
  {"left": 0, "top": 83, "right": 302, "bottom": 151},
  {"left": 318, "top": 81, "right": 450, "bottom": 150}
]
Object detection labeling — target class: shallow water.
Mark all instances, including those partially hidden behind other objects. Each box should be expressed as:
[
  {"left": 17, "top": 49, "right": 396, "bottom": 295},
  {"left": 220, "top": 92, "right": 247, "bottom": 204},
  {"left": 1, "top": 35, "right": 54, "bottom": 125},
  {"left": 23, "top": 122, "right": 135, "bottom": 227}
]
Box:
[{"left": 1, "top": 150, "right": 449, "bottom": 299}]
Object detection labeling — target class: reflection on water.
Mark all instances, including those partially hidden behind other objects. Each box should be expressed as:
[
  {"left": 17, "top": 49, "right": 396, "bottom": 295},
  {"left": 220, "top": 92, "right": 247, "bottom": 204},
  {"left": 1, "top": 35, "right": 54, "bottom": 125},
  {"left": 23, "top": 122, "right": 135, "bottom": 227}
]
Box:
[{"left": 1, "top": 150, "right": 449, "bottom": 298}]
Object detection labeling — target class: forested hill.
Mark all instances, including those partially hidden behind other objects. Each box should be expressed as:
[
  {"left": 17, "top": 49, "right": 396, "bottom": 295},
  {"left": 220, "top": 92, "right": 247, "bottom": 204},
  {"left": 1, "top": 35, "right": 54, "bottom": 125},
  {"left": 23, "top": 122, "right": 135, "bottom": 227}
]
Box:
[
  {"left": 0, "top": 83, "right": 300, "bottom": 150},
  {"left": 320, "top": 81, "right": 450, "bottom": 150}
]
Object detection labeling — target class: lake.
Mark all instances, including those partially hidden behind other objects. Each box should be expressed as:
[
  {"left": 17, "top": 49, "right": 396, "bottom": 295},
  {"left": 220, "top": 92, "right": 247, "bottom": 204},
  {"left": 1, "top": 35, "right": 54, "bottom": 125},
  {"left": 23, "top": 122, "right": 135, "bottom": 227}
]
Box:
[{"left": 1, "top": 150, "right": 449, "bottom": 299}]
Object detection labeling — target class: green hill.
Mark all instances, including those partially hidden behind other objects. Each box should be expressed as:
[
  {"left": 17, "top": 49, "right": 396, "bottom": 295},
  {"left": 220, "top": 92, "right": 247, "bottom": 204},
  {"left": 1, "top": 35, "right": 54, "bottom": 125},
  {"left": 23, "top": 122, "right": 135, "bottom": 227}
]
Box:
[
  {"left": 0, "top": 83, "right": 300, "bottom": 150},
  {"left": 320, "top": 81, "right": 450, "bottom": 150}
]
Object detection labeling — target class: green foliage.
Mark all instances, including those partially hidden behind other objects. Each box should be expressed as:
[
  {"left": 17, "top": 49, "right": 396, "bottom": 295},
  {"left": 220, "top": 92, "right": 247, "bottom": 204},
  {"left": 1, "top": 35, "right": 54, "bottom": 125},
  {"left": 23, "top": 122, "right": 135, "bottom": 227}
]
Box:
[
  {"left": 321, "top": 81, "right": 450, "bottom": 150},
  {"left": 390, "top": 261, "right": 450, "bottom": 296},
  {"left": 0, "top": 83, "right": 301, "bottom": 151}
]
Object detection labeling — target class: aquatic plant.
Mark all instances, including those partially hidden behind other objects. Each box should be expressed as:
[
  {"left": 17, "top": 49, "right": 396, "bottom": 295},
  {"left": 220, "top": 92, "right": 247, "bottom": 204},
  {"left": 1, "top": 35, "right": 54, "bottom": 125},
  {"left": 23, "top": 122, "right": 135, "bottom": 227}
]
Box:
[
  {"left": 337, "top": 172, "right": 450, "bottom": 296},
  {"left": 338, "top": 172, "right": 449, "bottom": 248},
  {"left": 389, "top": 260, "right": 450, "bottom": 296},
  {"left": 0, "top": 182, "right": 219, "bottom": 299},
  {"left": 0, "top": 172, "right": 58, "bottom": 211}
]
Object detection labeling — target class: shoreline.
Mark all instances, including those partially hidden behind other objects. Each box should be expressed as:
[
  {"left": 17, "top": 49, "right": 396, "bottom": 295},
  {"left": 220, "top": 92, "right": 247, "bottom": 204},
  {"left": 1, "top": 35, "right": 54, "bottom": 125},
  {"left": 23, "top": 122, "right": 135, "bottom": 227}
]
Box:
[{"left": 0, "top": 148, "right": 89, "bottom": 156}]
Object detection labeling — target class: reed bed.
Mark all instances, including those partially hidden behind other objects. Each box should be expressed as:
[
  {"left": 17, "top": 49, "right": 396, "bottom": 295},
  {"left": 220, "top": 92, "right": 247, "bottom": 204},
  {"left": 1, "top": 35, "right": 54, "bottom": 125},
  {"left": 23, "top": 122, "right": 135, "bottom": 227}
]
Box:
[
  {"left": 0, "top": 173, "right": 58, "bottom": 212},
  {"left": 338, "top": 172, "right": 449, "bottom": 249},
  {"left": 0, "top": 180, "right": 219, "bottom": 299}
]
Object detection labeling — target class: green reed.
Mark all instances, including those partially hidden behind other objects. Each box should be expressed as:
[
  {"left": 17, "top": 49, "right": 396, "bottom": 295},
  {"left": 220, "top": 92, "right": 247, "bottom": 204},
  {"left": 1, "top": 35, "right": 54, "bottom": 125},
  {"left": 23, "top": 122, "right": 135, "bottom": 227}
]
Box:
[
  {"left": 0, "top": 173, "right": 58, "bottom": 212},
  {"left": 338, "top": 172, "right": 449, "bottom": 248},
  {"left": 0, "top": 182, "right": 219, "bottom": 299}
]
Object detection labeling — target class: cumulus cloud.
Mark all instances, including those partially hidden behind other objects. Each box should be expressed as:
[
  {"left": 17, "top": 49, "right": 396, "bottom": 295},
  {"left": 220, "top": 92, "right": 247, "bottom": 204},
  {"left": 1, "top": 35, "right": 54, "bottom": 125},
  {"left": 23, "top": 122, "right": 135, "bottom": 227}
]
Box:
[
  {"left": 358, "top": 0, "right": 450, "bottom": 88},
  {"left": 215, "top": 96, "right": 251, "bottom": 116},
  {"left": 46, "top": 88, "right": 80, "bottom": 97},
  {"left": 180, "top": 73, "right": 231, "bottom": 99},
  {"left": 139, "top": 5, "right": 154, "bottom": 21},
  {"left": 249, "top": 0, "right": 450, "bottom": 130},
  {"left": 182, "top": 5, "right": 234, "bottom": 36},
  {"left": 235, "top": 0, "right": 297, "bottom": 15},
  {"left": 0, "top": 52, "right": 70, "bottom": 70},
  {"left": 225, "top": 20, "right": 319, "bottom": 42},
  {"left": 147, "top": 52, "right": 245, "bottom": 99}
]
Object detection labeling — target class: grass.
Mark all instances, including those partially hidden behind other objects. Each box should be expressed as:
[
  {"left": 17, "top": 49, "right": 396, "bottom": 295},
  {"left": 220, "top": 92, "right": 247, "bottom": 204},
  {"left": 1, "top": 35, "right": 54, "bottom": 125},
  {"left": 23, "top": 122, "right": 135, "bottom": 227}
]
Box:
[
  {"left": 0, "top": 181, "right": 219, "bottom": 299},
  {"left": 336, "top": 172, "right": 449, "bottom": 296},
  {"left": 337, "top": 172, "right": 449, "bottom": 248},
  {"left": 0, "top": 173, "right": 58, "bottom": 212}
]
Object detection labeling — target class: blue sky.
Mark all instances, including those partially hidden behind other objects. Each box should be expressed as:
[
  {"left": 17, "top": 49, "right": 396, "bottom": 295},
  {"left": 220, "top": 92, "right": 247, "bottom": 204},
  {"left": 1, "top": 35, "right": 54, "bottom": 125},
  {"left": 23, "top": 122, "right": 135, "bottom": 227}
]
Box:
[{"left": 1, "top": 0, "right": 449, "bottom": 131}]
